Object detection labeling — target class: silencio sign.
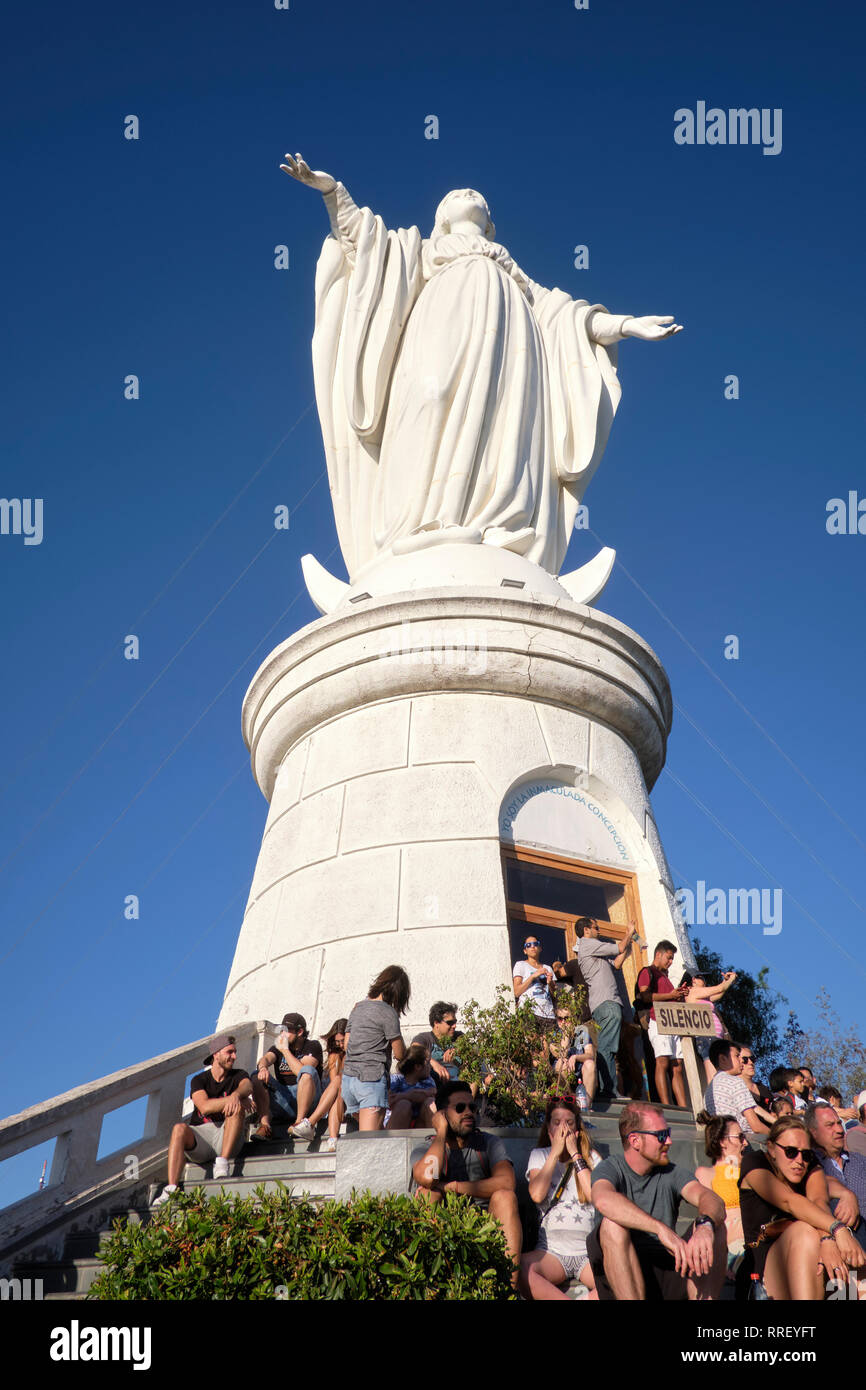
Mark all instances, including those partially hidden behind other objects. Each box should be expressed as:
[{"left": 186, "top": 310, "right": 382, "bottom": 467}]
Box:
[{"left": 655, "top": 1001, "right": 715, "bottom": 1038}]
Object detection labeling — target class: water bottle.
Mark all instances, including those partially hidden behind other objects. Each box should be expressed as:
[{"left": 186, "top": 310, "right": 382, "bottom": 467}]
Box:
[
  {"left": 750, "top": 1272, "right": 770, "bottom": 1300},
  {"left": 577, "top": 1083, "right": 590, "bottom": 1111}
]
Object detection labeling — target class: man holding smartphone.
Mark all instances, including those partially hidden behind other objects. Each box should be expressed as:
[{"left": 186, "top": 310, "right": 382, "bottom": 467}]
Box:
[{"left": 576, "top": 917, "right": 640, "bottom": 1100}]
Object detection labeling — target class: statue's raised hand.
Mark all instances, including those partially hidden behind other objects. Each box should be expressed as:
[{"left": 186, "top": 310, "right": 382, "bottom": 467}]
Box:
[
  {"left": 280, "top": 152, "right": 336, "bottom": 195},
  {"left": 622, "top": 314, "right": 683, "bottom": 341}
]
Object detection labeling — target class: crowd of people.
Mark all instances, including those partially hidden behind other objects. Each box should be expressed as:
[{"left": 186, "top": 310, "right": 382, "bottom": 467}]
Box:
[{"left": 149, "top": 928, "right": 866, "bottom": 1303}]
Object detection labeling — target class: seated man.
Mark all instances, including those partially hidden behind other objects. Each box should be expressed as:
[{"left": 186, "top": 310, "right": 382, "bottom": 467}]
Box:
[
  {"left": 703, "top": 1040, "right": 772, "bottom": 1134},
  {"left": 413, "top": 1080, "right": 522, "bottom": 1284},
  {"left": 412, "top": 1002, "right": 463, "bottom": 1083},
  {"left": 805, "top": 1101, "right": 866, "bottom": 1253},
  {"left": 151, "top": 1034, "right": 255, "bottom": 1208},
  {"left": 589, "top": 1101, "right": 727, "bottom": 1300},
  {"left": 254, "top": 1012, "right": 323, "bottom": 1141}
]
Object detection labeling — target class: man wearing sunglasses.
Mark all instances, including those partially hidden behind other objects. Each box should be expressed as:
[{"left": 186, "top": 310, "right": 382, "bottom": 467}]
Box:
[
  {"left": 412, "top": 1001, "right": 463, "bottom": 1082},
  {"left": 588, "top": 1101, "right": 727, "bottom": 1299},
  {"left": 413, "top": 1079, "right": 521, "bottom": 1283}
]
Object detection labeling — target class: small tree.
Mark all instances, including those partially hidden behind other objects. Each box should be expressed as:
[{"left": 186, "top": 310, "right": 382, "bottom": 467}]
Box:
[
  {"left": 457, "top": 983, "right": 587, "bottom": 1126},
  {"left": 785, "top": 988, "right": 866, "bottom": 1101}
]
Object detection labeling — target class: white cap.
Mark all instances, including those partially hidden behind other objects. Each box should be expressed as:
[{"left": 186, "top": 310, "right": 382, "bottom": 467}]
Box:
[{"left": 856, "top": 1090, "right": 866, "bottom": 1111}]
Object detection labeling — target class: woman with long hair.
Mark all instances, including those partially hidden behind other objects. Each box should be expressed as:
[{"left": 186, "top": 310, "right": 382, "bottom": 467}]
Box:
[
  {"left": 738, "top": 1115, "right": 865, "bottom": 1299},
  {"left": 341, "top": 966, "right": 410, "bottom": 1132},
  {"left": 695, "top": 1113, "right": 747, "bottom": 1256},
  {"left": 519, "top": 1094, "right": 602, "bottom": 1300},
  {"left": 304, "top": 1018, "right": 348, "bottom": 1153}
]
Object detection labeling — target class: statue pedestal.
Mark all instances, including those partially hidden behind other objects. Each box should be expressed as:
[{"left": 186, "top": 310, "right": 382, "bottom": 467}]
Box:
[{"left": 217, "top": 588, "right": 686, "bottom": 1041}]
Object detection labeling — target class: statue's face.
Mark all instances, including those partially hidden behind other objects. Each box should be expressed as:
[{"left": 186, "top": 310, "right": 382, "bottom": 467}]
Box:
[{"left": 442, "top": 188, "right": 491, "bottom": 236}]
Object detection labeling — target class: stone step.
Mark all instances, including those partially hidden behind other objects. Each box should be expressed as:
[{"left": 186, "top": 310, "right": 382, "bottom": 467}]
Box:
[
  {"left": 185, "top": 1172, "right": 335, "bottom": 1200},
  {"left": 181, "top": 1151, "right": 337, "bottom": 1183}
]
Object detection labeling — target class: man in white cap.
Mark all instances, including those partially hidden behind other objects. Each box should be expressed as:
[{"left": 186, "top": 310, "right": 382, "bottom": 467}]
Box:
[{"left": 151, "top": 1034, "right": 255, "bottom": 1208}]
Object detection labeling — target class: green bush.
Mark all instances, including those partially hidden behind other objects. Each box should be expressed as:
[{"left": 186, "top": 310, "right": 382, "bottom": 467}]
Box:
[{"left": 88, "top": 1184, "right": 515, "bottom": 1300}]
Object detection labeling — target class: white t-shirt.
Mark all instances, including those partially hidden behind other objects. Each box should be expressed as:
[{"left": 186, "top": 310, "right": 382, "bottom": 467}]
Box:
[
  {"left": 512, "top": 960, "right": 555, "bottom": 1019},
  {"left": 526, "top": 1147, "right": 602, "bottom": 1256}
]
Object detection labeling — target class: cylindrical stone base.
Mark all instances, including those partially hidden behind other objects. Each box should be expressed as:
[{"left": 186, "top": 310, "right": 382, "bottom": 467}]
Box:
[{"left": 217, "top": 589, "right": 686, "bottom": 1041}]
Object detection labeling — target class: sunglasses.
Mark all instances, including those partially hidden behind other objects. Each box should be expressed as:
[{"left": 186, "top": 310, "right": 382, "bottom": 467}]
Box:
[
  {"left": 524, "top": 941, "right": 541, "bottom": 948},
  {"left": 442, "top": 1019, "right": 457, "bottom": 1026},
  {"left": 449, "top": 1101, "right": 478, "bottom": 1114},
  {"left": 774, "top": 1144, "right": 813, "bottom": 1162},
  {"left": 633, "top": 1128, "right": 671, "bottom": 1143},
  {"left": 551, "top": 1094, "right": 580, "bottom": 1110}
]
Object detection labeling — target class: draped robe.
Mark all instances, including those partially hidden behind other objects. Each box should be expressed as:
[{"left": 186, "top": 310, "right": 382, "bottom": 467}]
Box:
[{"left": 312, "top": 184, "right": 627, "bottom": 581}]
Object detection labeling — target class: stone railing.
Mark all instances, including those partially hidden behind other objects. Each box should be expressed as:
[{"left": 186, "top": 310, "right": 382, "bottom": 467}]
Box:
[{"left": 0, "top": 1020, "right": 278, "bottom": 1260}]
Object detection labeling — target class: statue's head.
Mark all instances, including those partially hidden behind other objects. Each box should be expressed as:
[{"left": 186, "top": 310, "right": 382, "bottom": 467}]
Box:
[{"left": 433, "top": 188, "right": 495, "bottom": 241}]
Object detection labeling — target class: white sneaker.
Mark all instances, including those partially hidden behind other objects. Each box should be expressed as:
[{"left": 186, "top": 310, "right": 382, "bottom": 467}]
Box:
[
  {"left": 290, "top": 1118, "right": 314, "bottom": 1141},
  {"left": 150, "top": 1183, "right": 179, "bottom": 1209},
  {"left": 320, "top": 1137, "right": 337, "bottom": 1153},
  {"left": 213, "top": 1157, "right": 232, "bottom": 1179}
]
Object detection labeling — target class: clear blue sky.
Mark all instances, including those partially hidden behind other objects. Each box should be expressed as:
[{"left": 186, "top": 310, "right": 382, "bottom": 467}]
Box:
[{"left": 2, "top": 1, "right": 865, "bottom": 1172}]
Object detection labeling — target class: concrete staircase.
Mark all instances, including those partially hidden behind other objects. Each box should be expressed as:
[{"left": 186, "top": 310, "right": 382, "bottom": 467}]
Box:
[
  {"left": 6, "top": 1099, "right": 703, "bottom": 1301},
  {"left": 7, "top": 1128, "right": 337, "bottom": 1301}
]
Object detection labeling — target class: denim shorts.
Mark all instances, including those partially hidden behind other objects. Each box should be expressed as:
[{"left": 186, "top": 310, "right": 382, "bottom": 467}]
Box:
[{"left": 341, "top": 1074, "right": 387, "bottom": 1115}]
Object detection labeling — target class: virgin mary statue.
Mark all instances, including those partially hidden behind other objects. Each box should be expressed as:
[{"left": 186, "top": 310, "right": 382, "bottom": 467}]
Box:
[{"left": 281, "top": 154, "right": 681, "bottom": 583}]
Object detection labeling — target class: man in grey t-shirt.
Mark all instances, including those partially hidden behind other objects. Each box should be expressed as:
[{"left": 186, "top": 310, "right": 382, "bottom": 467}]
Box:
[
  {"left": 575, "top": 917, "right": 638, "bottom": 1100},
  {"left": 589, "top": 1102, "right": 727, "bottom": 1300}
]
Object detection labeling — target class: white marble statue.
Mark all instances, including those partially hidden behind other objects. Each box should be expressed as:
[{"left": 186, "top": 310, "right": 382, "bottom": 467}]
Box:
[{"left": 281, "top": 153, "right": 681, "bottom": 598}]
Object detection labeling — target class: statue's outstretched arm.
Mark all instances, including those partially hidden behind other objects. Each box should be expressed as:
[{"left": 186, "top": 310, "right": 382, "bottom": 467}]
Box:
[
  {"left": 280, "top": 152, "right": 362, "bottom": 261},
  {"left": 526, "top": 273, "right": 682, "bottom": 345},
  {"left": 592, "top": 312, "right": 683, "bottom": 344}
]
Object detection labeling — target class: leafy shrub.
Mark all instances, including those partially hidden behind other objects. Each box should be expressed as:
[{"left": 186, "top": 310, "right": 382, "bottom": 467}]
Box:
[
  {"left": 458, "top": 983, "right": 587, "bottom": 1125},
  {"left": 88, "top": 1184, "right": 515, "bottom": 1300}
]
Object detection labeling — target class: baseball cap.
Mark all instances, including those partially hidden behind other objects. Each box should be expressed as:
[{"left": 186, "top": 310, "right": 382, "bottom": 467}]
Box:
[
  {"left": 281, "top": 1012, "right": 307, "bottom": 1032},
  {"left": 856, "top": 1090, "right": 866, "bottom": 1111},
  {"left": 203, "top": 1033, "right": 236, "bottom": 1065}
]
